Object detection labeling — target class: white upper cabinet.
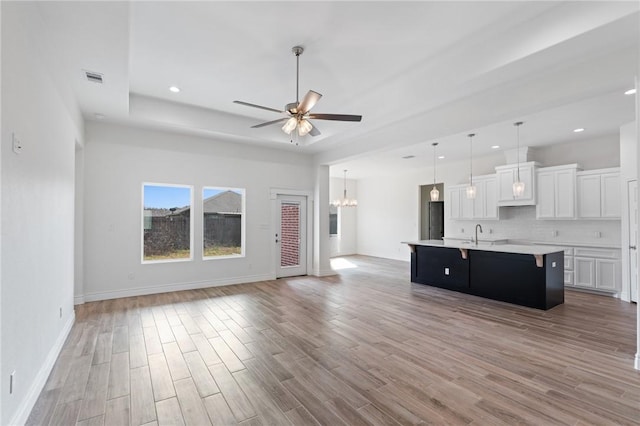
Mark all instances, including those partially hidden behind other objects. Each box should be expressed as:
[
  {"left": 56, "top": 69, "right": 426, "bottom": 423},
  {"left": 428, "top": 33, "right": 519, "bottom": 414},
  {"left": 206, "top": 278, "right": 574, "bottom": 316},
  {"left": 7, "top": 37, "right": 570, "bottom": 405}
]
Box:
[
  {"left": 495, "top": 162, "right": 538, "bottom": 206},
  {"left": 536, "top": 164, "right": 580, "bottom": 220},
  {"left": 577, "top": 168, "right": 620, "bottom": 219},
  {"left": 447, "top": 175, "right": 499, "bottom": 221}
]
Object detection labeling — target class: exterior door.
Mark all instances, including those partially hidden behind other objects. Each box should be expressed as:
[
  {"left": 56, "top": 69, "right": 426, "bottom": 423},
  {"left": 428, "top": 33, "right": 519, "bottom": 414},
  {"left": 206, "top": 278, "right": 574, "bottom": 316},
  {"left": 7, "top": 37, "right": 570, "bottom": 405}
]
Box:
[
  {"left": 276, "top": 195, "right": 307, "bottom": 278},
  {"left": 629, "top": 180, "right": 638, "bottom": 302}
]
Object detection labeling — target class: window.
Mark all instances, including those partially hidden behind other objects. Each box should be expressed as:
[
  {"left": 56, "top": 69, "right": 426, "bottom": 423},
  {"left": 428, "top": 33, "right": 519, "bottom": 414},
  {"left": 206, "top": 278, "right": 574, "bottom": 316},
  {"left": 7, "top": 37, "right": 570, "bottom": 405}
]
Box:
[
  {"left": 203, "top": 187, "right": 245, "bottom": 259},
  {"left": 142, "top": 183, "right": 193, "bottom": 262},
  {"left": 329, "top": 204, "right": 339, "bottom": 236}
]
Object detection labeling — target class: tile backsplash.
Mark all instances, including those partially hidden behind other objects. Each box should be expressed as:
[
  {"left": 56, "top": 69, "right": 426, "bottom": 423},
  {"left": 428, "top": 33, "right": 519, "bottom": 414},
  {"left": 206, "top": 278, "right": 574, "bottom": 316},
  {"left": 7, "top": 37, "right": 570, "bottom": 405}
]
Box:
[{"left": 445, "top": 205, "right": 621, "bottom": 248}]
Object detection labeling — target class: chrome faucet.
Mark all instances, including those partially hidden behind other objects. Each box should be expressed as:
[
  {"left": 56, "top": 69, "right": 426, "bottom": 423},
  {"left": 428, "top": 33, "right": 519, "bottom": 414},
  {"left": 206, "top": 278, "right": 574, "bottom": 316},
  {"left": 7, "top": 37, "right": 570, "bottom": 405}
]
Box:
[{"left": 475, "top": 224, "right": 483, "bottom": 245}]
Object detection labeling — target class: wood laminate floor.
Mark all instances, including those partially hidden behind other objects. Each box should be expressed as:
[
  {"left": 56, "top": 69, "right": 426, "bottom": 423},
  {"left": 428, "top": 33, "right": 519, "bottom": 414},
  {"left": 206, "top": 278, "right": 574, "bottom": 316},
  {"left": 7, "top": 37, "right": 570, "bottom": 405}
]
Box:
[{"left": 27, "top": 255, "right": 640, "bottom": 425}]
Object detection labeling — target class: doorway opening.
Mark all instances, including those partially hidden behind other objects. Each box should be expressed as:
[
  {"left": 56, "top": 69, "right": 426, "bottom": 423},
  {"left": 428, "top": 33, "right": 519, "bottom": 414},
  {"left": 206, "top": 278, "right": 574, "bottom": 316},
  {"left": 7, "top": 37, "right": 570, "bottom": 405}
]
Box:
[{"left": 420, "top": 183, "right": 444, "bottom": 240}]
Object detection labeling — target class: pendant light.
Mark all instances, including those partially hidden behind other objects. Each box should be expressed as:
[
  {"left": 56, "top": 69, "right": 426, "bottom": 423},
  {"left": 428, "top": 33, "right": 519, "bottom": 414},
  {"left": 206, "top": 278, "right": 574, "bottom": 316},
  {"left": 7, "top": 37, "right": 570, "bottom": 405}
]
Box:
[
  {"left": 466, "top": 133, "right": 476, "bottom": 199},
  {"left": 430, "top": 142, "right": 440, "bottom": 201},
  {"left": 331, "top": 170, "right": 358, "bottom": 207},
  {"left": 512, "top": 121, "right": 525, "bottom": 197}
]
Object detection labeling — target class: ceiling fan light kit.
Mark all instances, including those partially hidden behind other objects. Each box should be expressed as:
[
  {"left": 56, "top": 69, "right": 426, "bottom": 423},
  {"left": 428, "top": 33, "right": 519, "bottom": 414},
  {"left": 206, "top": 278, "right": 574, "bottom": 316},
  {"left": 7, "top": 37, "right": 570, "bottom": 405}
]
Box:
[{"left": 234, "top": 45, "right": 362, "bottom": 140}]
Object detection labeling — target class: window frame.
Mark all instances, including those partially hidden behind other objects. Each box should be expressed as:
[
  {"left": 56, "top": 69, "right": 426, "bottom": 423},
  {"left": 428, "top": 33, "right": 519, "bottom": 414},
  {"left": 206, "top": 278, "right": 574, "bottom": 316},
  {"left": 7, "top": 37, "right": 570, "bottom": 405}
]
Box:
[
  {"left": 202, "top": 186, "right": 246, "bottom": 261},
  {"left": 141, "top": 182, "right": 194, "bottom": 264}
]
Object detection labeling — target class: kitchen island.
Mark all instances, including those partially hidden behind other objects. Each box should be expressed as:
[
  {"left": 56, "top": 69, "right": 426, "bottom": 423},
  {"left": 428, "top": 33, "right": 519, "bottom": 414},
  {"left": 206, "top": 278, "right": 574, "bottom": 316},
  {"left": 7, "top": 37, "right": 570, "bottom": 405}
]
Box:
[{"left": 404, "top": 240, "right": 565, "bottom": 310}]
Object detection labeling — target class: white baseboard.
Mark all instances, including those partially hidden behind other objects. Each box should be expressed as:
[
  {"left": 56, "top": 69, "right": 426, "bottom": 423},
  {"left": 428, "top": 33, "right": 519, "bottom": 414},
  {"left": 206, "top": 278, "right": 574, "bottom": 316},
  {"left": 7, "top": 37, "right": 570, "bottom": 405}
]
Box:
[
  {"left": 313, "top": 268, "right": 337, "bottom": 277},
  {"left": 83, "top": 273, "right": 273, "bottom": 302},
  {"left": 74, "top": 295, "right": 85, "bottom": 305},
  {"left": 635, "top": 353, "right": 640, "bottom": 371},
  {"left": 9, "top": 311, "right": 75, "bottom": 426}
]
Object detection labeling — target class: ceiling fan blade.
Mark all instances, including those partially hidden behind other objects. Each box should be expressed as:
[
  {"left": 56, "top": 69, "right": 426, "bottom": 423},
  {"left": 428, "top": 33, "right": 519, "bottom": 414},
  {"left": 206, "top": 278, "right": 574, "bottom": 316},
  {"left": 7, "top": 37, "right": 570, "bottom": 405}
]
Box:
[
  {"left": 309, "top": 122, "right": 321, "bottom": 137},
  {"left": 233, "top": 100, "right": 283, "bottom": 114},
  {"left": 308, "top": 113, "right": 362, "bottom": 122},
  {"left": 297, "top": 90, "right": 322, "bottom": 114},
  {"left": 251, "top": 117, "right": 289, "bottom": 128}
]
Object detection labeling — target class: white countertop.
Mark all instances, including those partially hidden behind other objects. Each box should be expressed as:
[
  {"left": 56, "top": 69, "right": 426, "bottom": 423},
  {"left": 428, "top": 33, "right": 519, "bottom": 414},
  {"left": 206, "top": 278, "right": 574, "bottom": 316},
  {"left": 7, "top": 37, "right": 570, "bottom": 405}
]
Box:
[{"left": 403, "top": 240, "right": 565, "bottom": 256}]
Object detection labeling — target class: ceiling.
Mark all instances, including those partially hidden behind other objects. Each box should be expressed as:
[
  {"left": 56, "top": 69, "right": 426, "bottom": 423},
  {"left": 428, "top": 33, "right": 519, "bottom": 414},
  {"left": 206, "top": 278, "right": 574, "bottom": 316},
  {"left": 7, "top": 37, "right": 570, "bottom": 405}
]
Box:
[{"left": 32, "top": 1, "right": 639, "bottom": 178}]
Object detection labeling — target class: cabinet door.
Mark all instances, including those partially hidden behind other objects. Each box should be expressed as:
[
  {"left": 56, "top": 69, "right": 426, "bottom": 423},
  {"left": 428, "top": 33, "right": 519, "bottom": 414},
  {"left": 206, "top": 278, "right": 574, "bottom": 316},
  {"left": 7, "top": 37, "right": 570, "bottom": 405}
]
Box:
[
  {"left": 518, "top": 165, "right": 535, "bottom": 202},
  {"left": 536, "top": 172, "right": 555, "bottom": 219},
  {"left": 564, "top": 271, "right": 574, "bottom": 286},
  {"left": 461, "top": 190, "right": 474, "bottom": 219},
  {"left": 448, "top": 187, "right": 460, "bottom": 219},
  {"left": 473, "top": 181, "right": 484, "bottom": 219},
  {"left": 600, "top": 173, "right": 620, "bottom": 218},
  {"left": 484, "top": 178, "right": 499, "bottom": 220},
  {"left": 577, "top": 175, "right": 601, "bottom": 218},
  {"left": 496, "top": 169, "right": 515, "bottom": 203},
  {"left": 555, "top": 169, "right": 576, "bottom": 218},
  {"left": 574, "top": 257, "right": 595, "bottom": 288},
  {"left": 595, "top": 259, "right": 619, "bottom": 291}
]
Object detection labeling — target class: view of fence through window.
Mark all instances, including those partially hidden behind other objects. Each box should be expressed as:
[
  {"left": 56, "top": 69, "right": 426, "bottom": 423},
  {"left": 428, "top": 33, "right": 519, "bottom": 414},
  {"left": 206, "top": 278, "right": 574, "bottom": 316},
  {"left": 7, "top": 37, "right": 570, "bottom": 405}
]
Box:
[
  {"left": 143, "top": 184, "right": 192, "bottom": 261},
  {"left": 203, "top": 187, "right": 244, "bottom": 258}
]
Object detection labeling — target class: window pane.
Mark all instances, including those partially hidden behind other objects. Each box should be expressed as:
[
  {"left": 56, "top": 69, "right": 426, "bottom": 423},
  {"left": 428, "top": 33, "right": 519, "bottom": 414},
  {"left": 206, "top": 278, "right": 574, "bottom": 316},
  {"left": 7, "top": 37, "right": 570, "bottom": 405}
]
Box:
[
  {"left": 143, "top": 184, "right": 192, "bottom": 261},
  {"left": 203, "top": 187, "right": 244, "bottom": 258},
  {"left": 281, "top": 202, "right": 300, "bottom": 267}
]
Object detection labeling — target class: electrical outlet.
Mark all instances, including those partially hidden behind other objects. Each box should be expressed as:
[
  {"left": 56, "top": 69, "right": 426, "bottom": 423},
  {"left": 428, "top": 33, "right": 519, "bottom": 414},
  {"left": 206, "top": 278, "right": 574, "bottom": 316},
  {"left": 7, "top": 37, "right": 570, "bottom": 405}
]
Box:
[
  {"left": 444, "top": 267, "right": 450, "bottom": 275},
  {"left": 9, "top": 371, "right": 15, "bottom": 394},
  {"left": 12, "top": 132, "right": 22, "bottom": 154}
]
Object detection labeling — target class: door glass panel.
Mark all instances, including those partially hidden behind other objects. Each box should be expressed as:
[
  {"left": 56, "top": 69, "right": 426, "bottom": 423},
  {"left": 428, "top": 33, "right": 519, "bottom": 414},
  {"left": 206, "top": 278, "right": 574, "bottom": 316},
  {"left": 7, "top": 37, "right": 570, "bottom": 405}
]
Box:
[{"left": 280, "top": 203, "right": 300, "bottom": 267}]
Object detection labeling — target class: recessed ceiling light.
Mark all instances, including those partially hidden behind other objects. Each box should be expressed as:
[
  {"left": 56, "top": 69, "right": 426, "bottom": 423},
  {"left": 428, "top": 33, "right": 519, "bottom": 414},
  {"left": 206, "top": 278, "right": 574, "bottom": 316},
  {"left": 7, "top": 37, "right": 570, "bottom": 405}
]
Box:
[
  {"left": 625, "top": 88, "right": 636, "bottom": 95},
  {"left": 491, "top": 145, "right": 500, "bottom": 149},
  {"left": 438, "top": 155, "right": 445, "bottom": 159},
  {"left": 169, "top": 86, "right": 181, "bottom": 93},
  {"left": 573, "top": 128, "right": 585, "bottom": 133},
  {"left": 402, "top": 155, "right": 415, "bottom": 159}
]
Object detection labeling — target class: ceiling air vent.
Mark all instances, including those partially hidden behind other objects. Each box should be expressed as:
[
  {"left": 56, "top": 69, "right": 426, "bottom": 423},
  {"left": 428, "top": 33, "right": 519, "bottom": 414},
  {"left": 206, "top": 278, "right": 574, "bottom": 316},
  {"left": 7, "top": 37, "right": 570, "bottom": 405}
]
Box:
[{"left": 84, "top": 70, "right": 104, "bottom": 84}]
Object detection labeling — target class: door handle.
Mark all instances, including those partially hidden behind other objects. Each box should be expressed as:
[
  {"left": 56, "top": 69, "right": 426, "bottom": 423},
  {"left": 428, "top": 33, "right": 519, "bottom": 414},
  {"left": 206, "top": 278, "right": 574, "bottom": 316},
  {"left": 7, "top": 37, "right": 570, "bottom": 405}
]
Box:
[{"left": 630, "top": 245, "right": 636, "bottom": 250}]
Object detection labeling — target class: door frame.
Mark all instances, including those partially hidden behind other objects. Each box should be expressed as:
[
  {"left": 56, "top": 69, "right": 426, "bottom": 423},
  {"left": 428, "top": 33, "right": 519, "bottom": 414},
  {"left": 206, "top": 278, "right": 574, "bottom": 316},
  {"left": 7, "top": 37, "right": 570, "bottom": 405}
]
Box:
[
  {"left": 628, "top": 179, "right": 638, "bottom": 302},
  {"left": 270, "top": 188, "right": 314, "bottom": 279}
]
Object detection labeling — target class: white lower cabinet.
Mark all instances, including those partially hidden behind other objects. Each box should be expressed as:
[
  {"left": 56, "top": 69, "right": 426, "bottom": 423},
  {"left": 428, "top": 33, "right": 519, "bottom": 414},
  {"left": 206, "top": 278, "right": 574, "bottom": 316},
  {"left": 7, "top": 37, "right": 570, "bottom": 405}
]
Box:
[
  {"left": 574, "top": 257, "right": 595, "bottom": 288},
  {"left": 573, "top": 247, "right": 621, "bottom": 292}
]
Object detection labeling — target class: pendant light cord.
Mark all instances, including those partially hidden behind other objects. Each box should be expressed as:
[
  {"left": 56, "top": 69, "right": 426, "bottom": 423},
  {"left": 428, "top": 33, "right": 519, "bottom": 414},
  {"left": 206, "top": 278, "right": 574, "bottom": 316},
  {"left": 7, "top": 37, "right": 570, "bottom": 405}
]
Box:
[
  {"left": 343, "top": 170, "right": 347, "bottom": 199},
  {"left": 468, "top": 134, "right": 475, "bottom": 185},
  {"left": 432, "top": 142, "right": 438, "bottom": 185}
]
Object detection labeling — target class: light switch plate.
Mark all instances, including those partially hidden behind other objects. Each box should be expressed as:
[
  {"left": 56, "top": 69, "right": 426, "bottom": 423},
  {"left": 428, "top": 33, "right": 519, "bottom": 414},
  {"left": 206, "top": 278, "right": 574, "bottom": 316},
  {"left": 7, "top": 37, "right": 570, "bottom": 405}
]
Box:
[{"left": 444, "top": 267, "right": 450, "bottom": 275}]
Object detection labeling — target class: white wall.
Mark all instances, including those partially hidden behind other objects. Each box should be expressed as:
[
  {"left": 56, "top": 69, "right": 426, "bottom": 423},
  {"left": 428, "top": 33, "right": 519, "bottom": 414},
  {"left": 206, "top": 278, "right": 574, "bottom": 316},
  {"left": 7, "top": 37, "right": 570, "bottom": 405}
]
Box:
[
  {"left": 82, "top": 121, "right": 316, "bottom": 301},
  {"left": 357, "top": 136, "right": 621, "bottom": 261},
  {"left": 329, "top": 177, "right": 357, "bottom": 257},
  {"left": 1, "top": 3, "right": 82, "bottom": 424}
]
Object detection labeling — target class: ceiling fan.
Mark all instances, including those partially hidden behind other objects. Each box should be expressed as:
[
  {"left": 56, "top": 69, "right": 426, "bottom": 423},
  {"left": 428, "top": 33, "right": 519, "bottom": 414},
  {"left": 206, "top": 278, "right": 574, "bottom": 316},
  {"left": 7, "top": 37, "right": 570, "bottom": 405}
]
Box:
[{"left": 234, "top": 46, "right": 362, "bottom": 137}]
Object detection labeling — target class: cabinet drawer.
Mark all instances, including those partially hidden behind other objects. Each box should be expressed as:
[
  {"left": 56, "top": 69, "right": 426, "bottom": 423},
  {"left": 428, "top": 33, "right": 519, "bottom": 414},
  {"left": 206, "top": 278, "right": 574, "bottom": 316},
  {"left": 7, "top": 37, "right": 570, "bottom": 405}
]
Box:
[
  {"left": 564, "top": 256, "right": 573, "bottom": 270},
  {"left": 574, "top": 248, "right": 620, "bottom": 259},
  {"left": 564, "top": 271, "right": 574, "bottom": 286}
]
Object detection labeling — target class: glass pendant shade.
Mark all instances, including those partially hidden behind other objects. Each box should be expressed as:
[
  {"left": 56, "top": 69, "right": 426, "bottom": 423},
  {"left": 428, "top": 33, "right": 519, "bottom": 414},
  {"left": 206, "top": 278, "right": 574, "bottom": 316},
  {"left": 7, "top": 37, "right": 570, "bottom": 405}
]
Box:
[
  {"left": 513, "top": 180, "right": 525, "bottom": 197},
  {"left": 430, "top": 186, "right": 440, "bottom": 201},
  {"left": 282, "top": 117, "right": 297, "bottom": 134},
  {"left": 466, "top": 184, "right": 477, "bottom": 199},
  {"left": 297, "top": 119, "right": 312, "bottom": 136}
]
